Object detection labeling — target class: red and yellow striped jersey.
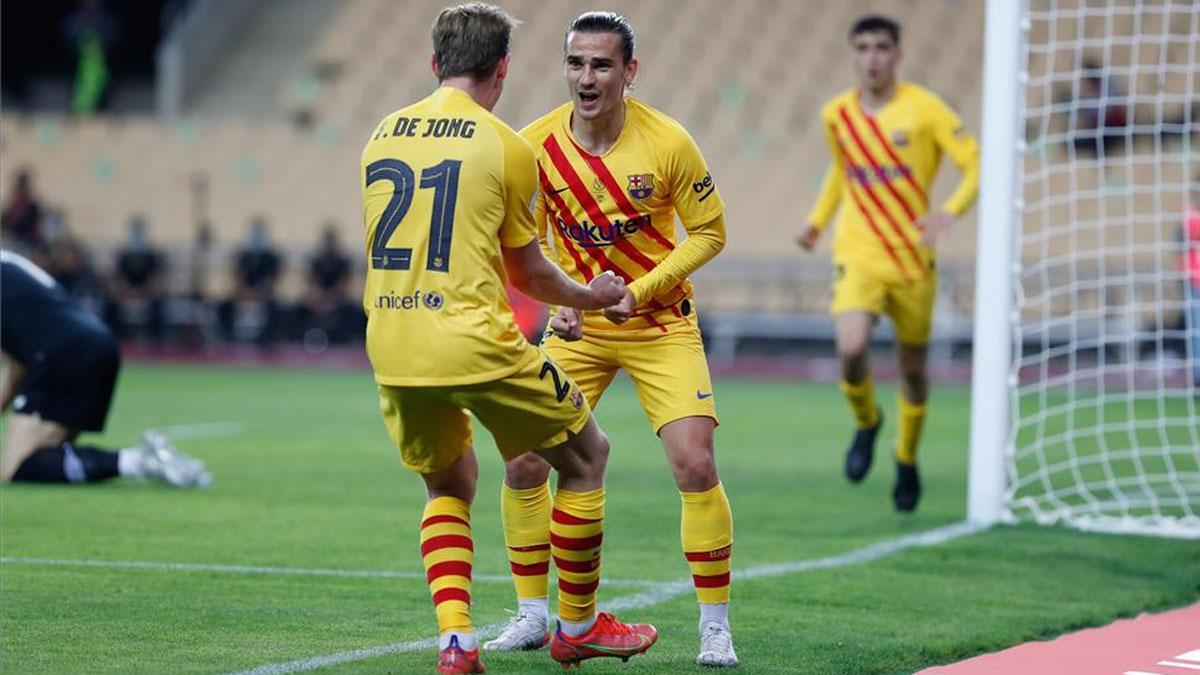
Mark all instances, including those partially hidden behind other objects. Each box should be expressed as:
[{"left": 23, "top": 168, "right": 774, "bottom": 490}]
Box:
[
  {"left": 807, "top": 82, "right": 979, "bottom": 283},
  {"left": 520, "top": 96, "right": 725, "bottom": 332}
]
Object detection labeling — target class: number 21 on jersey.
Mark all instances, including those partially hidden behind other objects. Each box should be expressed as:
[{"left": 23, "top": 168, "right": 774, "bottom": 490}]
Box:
[{"left": 365, "top": 158, "right": 461, "bottom": 273}]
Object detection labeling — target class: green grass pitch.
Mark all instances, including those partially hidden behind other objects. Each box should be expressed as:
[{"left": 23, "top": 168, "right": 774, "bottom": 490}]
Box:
[{"left": 1, "top": 364, "right": 1197, "bottom": 673}]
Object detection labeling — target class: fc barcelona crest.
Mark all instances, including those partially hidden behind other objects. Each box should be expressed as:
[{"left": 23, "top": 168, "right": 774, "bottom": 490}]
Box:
[{"left": 627, "top": 173, "right": 655, "bottom": 200}]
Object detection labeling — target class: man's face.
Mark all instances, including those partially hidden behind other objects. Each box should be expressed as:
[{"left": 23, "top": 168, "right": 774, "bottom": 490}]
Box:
[
  {"left": 851, "top": 30, "right": 900, "bottom": 90},
  {"left": 565, "top": 31, "right": 637, "bottom": 121}
]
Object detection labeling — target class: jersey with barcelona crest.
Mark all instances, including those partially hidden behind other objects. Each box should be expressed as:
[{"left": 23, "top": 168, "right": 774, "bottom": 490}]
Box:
[
  {"left": 807, "top": 82, "right": 979, "bottom": 284},
  {"left": 520, "top": 96, "right": 724, "bottom": 329}
]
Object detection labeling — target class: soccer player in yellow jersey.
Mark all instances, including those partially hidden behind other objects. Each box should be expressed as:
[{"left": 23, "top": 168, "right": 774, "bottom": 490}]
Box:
[
  {"left": 796, "top": 15, "right": 979, "bottom": 512},
  {"left": 362, "top": 5, "right": 658, "bottom": 673},
  {"left": 483, "top": 12, "right": 738, "bottom": 668}
]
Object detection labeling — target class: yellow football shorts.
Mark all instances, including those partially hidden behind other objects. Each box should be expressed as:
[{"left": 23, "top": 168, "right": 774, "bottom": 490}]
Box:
[
  {"left": 377, "top": 350, "right": 591, "bottom": 475},
  {"left": 831, "top": 258, "right": 938, "bottom": 345},
  {"left": 542, "top": 308, "right": 718, "bottom": 433}
]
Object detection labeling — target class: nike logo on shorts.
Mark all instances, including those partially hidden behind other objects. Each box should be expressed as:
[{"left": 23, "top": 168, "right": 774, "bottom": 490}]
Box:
[{"left": 696, "top": 390, "right": 714, "bottom": 399}]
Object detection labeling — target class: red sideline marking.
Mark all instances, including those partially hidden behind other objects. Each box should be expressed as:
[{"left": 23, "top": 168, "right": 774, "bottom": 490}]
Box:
[{"left": 918, "top": 601, "right": 1200, "bottom": 675}]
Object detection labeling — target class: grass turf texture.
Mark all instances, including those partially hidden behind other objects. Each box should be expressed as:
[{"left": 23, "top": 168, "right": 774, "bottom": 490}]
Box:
[{"left": 1, "top": 364, "right": 1196, "bottom": 674}]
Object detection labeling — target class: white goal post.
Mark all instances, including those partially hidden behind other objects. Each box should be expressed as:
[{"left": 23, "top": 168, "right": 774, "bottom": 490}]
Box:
[{"left": 969, "top": 0, "right": 1200, "bottom": 539}]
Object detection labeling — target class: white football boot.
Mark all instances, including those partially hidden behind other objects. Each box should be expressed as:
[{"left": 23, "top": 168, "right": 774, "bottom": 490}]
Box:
[
  {"left": 482, "top": 610, "right": 550, "bottom": 651},
  {"left": 137, "top": 431, "right": 213, "bottom": 488},
  {"left": 697, "top": 622, "right": 740, "bottom": 667}
]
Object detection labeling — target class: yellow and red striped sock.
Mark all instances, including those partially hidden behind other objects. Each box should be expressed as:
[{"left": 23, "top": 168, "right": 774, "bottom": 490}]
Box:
[
  {"left": 501, "top": 481, "right": 552, "bottom": 602},
  {"left": 681, "top": 482, "right": 733, "bottom": 605},
  {"left": 420, "top": 496, "right": 473, "bottom": 636},
  {"left": 549, "top": 488, "right": 604, "bottom": 625}
]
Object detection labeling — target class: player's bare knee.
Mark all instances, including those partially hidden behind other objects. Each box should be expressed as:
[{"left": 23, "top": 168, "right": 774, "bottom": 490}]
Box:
[
  {"left": 674, "top": 453, "right": 719, "bottom": 492},
  {"left": 579, "top": 428, "right": 611, "bottom": 475},
  {"left": 839, "top": 349, "right": 869, "bottom": 381},
  {"left": 504, "top": 452, "right": 552, "bottom": 489},
  {"left": 421, "top": 452, "right": 479, "bottom": 503}
]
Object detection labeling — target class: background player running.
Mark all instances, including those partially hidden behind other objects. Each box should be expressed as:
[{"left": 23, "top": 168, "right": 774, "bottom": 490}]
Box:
[
  {"left": 1, "top": 250, "right": 211, "bottom": 488},
  {"left": 483, "top": 12, "right": 738, "bottom": 668},
  {"left": 796, "top": 15, "right": 979, "bottom": 512}
]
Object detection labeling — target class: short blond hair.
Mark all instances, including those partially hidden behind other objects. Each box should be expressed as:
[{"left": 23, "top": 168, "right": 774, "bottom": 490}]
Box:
[{"left": 431, "top": 3, "right": 518, "bottom": 81}]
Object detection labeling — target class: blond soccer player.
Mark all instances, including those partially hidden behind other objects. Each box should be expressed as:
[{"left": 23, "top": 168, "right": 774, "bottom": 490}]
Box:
[{"left": 796, "top": 15, "right": 980, "bottom": 512}]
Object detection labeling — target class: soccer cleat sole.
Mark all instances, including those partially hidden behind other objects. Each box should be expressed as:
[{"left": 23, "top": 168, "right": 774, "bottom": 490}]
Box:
[{"left": 558, "top": 654, "right": 641, "bottom": 670}]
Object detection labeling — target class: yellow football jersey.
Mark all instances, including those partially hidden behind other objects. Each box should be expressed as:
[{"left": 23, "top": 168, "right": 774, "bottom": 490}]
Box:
[
  {"left": 361, "top": 86, "right": 539, "bottom": 386},
  {"left": 520, "top": 96, "right": 725, "bottom": 332},
  {"left": 807, "top": 82, "right": 979, "bottom": 283}
]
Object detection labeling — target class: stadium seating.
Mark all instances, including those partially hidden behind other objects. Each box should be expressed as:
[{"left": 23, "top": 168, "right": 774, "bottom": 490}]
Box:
[{"left": 0, "top": 0, "right": 1193, "bottom": 351}]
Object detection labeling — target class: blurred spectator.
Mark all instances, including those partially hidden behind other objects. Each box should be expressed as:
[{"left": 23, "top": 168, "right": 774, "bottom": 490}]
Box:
[
  {"left": 188, "top": 221, "right": 216, "bottom": 302},
  {"left": 218, "top": 217, "right": 284, "bottom": 345},
  {"left": 62, "top": 0, "right": 122, "bottom": 115},
  {"left": 1070, "top": 59, "right": 1128, "bottom": 155},
  {"left": 2, "top": 170, "right": 44, "bottom": 252},
  {"left": 45, "top": 233, "right": 108, "bottom": 318},
  {"left": 309, "top": 224, "right": 352, "bottom": 298},
  {"left": 106, "top": 215, "right": 167, "bottom": 342},
  {"left": 1185, "top": 177, "right": 1200, "bottom": 388},
  {"left": 288, "top": 224, "right": 364, "bottom": 350}
]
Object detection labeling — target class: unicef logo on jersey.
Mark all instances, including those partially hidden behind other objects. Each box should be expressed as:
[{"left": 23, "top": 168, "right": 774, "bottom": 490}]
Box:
[
  {"left": 423, "top": 291, "right": 444, "bottom": 310},
  {"left": 374, "top": 290, "right": 446, "bottom": 312}
]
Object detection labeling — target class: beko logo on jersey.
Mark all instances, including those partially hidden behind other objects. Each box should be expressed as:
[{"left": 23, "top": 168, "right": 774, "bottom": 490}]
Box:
[
  {"left": 555, "top": 214, "right": 651, "bottom": 249},
  {"left": 692, "top": 172, "right": 716, "bottom": 202},
  {"left": 375, "top": 290, "right": 444, "bottom": 311}
]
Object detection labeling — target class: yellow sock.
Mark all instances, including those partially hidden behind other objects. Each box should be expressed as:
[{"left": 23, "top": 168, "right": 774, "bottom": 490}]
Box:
[
  {"left": 840, "top": 376, "right": 880, "bottom": 429},
  {"left": 419, "top": 496, "right": 473, "bottom": 635},
  {"left": 550, "top": 488, "right": 604, "bottom": 624},
  {"left": 896, "top": 394, "right": 928, "bottom": 465},
  {"left": 501, "top": 481, "right": 552, "bottom": 601},
  {"left": 681, "top": 482, "right": 733, "bottom": 605}
]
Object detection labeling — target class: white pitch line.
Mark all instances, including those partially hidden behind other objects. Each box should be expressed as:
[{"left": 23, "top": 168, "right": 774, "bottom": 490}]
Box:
[
  {"left": 157, "top": 422, "right": 247, "bottom": 441},
  {"left": 0, "top": 556, "right": 655, "bottom": 588},
  {"left": 231, "top": 520, "right": 987, "bottom": 675},
  {"left": 1158, "top": 662, "right": 1200, "bottom": 672}
]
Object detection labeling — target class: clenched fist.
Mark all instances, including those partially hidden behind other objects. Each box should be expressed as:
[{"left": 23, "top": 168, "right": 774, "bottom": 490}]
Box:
[{"left": 588, "top": 270, "right": 626, "bottom": 308}]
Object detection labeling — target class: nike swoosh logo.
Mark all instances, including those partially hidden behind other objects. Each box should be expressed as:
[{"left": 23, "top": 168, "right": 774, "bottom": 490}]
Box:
[
  {"left": 579, "top": 635, "right": 654, "bottom": 654},
  {"left": 549, "top": 185, "right": 570, "bottom": 194},
  {"left": 696, "top": 390, "right": 714, "bottom": 399}
]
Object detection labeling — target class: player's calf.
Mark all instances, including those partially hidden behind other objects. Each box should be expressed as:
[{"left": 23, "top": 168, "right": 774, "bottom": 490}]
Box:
[{"left": 10, "top": 442, "right": 121, "bottom": 483}]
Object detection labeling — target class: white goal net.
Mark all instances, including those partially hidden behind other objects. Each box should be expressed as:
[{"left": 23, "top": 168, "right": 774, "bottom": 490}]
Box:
[{"left": 1005, "top": 0, "right": 1199, "bottom": 537}]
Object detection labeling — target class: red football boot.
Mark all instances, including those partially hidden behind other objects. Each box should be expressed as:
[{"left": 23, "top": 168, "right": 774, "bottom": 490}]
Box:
[
  {"left": 549, "top": 612, "right": 658, "bottom": 669},
  {"left": 437, "top": 635, "right": 485, "bottom": 674}
]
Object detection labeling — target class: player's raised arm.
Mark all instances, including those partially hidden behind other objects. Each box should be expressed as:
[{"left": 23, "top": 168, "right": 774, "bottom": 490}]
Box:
[
  {"left": 504, "top": 243, "right": 625, "bottom": 310},
  {"left": 619, "top": 130, "right": 726, "bottom": 312},
  {"left": 798, "top": 120, "right": 843, "bottom": 250},
  {"left": 624, "top": 212, "right": 725, "bottom": 309}
]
